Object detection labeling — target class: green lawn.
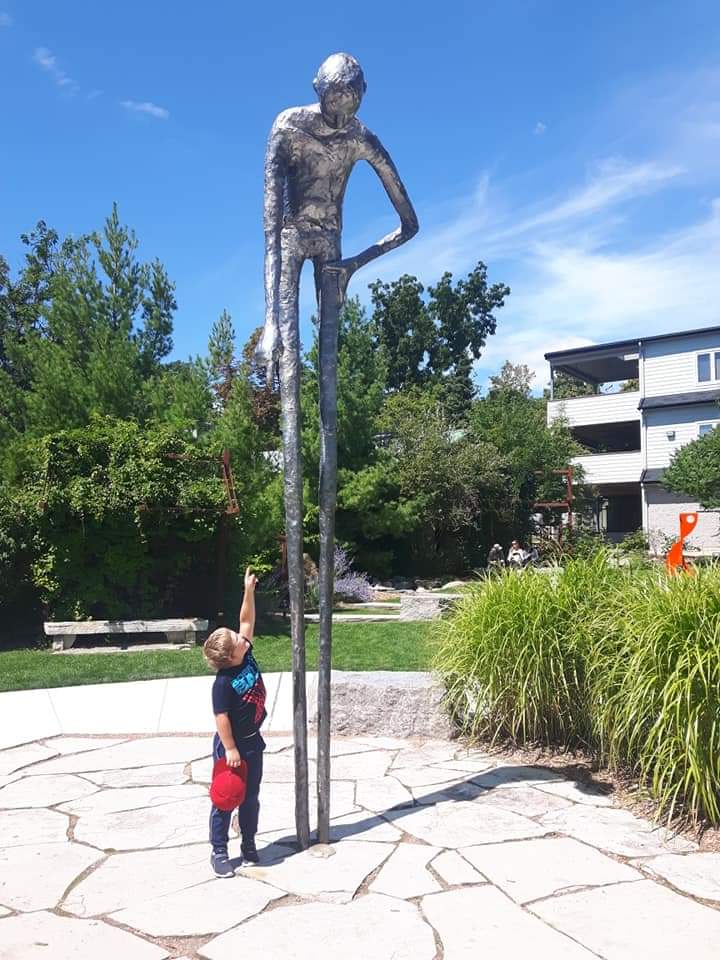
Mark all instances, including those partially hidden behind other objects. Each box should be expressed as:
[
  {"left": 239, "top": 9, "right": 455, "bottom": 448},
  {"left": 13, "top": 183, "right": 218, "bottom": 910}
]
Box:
[{"left": 0, "top": 620, "right": 436, "bottom": 692}]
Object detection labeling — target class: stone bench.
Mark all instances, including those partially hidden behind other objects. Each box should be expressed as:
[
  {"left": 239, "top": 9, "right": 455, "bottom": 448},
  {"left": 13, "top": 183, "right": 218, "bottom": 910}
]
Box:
[{"left": 44, "top": 618, "right": 209, "bottom": 652}]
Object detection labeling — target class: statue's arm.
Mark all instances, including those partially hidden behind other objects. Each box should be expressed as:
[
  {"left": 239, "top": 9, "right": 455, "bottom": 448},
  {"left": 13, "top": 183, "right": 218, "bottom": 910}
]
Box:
[
  {"left": 258, "top": 122, "right": 287, "bottom": 367},
  {"left": 347, "top": 130, "right": 419, "bottom": 271}
]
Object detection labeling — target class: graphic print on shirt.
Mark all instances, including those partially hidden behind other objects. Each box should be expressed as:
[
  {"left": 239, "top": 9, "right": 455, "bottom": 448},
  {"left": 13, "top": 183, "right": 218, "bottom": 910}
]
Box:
[{"left": 230, "top": 655, "right": 267, "bottom": 725}]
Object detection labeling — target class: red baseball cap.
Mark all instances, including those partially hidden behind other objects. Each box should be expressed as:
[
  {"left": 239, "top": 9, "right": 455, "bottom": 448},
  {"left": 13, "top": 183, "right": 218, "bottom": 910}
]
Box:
[{"left": 209, "top": 756, "right": 247, "bottom": 811}]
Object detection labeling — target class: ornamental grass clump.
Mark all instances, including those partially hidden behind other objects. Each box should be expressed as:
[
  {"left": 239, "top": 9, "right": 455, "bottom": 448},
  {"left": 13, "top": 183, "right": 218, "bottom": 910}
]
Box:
[
  {"left": 436, "top": 553, "right": 623, "bottom": 747},
  {"left": 438, "top": 548, "right": 720, "bottom": 826},
  {"left": 588, "top": 562, "right": 720, "bottom": 825}
]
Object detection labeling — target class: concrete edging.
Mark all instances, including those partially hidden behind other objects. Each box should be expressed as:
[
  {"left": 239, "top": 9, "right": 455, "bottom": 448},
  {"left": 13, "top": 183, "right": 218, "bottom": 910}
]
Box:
[{"left": 0, "top": 671, "right": 452, "bottom": 749}]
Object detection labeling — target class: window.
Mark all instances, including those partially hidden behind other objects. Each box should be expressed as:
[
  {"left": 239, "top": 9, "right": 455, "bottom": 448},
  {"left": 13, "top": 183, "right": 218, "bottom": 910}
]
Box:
[
  {"left": 697, "top": 351, "right": 720, "bottom": 383},
  {"left": 699, "top": 422, "right": 718, "bottom": 438}
]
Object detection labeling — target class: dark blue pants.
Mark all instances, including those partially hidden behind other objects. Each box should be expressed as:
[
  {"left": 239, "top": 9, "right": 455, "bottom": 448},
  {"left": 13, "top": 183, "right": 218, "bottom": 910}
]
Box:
[{"left": 209, "top": 731, "right": 265, "bottom": 853}]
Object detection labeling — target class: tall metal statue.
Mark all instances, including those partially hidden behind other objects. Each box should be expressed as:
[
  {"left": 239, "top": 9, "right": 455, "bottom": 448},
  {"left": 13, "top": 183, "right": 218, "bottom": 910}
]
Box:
[{"left": 257, "top": 52, "right": 418, "bottom": 847}]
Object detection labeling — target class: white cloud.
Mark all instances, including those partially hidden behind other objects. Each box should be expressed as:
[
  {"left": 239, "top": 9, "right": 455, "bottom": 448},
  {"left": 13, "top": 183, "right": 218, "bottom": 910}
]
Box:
[
  {"left": 0, "top": 12, "right": 12, "bottom": 26},
  {"left": 504, "top": 159, "right": 683, "bottom": 237},
  {"left": 33, "top": 46, "right": 78, "bottom": 93},
  {"left": 33, "top": 47, "right": 57, "bottom": 70},
  {"left": 470, "top": 196, "right": 720, "bottom": 390},
  {"left": 534, "top": 121, "right": 546, "bottom": 136},
  {"left": 121, "top": 99, "right": 169, "bottom": 120},
  {"left": 357, "top": 156, "right": 683, "bottom": 298}
]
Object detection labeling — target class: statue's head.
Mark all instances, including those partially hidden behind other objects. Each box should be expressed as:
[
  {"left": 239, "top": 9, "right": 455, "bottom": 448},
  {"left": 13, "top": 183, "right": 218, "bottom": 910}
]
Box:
[{"left": 313, "top": 53, "right": 366, "bottom": 129}]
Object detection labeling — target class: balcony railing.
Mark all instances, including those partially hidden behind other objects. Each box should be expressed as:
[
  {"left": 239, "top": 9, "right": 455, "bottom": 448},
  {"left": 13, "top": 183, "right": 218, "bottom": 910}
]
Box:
[
  {"left": 573, "top": 450, "right": 642, "bottom": 485},
  {"left": 547, "top": 391, "right": 640, "bottom": 428}
]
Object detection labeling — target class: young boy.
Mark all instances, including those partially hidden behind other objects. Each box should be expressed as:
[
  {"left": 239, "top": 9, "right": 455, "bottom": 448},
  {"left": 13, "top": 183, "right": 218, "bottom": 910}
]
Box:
[{"left": 203, "top": 567, "right": 266, "bottom": 878}]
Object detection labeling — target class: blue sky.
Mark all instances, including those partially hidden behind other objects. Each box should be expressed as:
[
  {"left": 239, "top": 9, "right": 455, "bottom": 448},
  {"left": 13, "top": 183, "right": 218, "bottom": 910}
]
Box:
[{"left": 1, "top": 1, "right": 719, "bottom": 390}]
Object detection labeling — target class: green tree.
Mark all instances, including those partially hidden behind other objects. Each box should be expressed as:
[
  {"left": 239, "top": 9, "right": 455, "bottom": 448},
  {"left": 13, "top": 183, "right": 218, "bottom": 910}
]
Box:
[
  {"left": 212, "top": 375, "right": 284, "bottom": 575},
  {"left": 550, "top": 371, "right": 597, "bottom": 399},
  {"left": 471, "top": 361, "right": 582, "bottom": 544},
  {"left": 301, "top": 299, "right": 390, "bottom": 552},
  {"left": 135, "top": 259, "right": 176, "bottom": 376},
  {"left": 377, "top": 388, "right": 508, "bottom": 571},
  {"left": 24, "top": 236, "right": 141, "bottom": 431},
  {"left": 426, "top": 263, "right": 510, "bottom": 416},
  {"left": 0, "top": 210, "right": 286, "bottom": 629},
  {"left": 369, "top": 274, "right": 434, "bottom": 391},
  {"left": 0, "top": 222, "right": 70, "bottom": 380},
  {"left": 4, "top": 206, "right": 178, "bottom": 439},
  {"left": 5, "top": 416, "right": 230, "bottom": 620},
  {"left": 489, "top": 360, "right": 535, "bottom": 395},
  {"left": 207, "top": 309, "right": 237, "bottom": 408},
  {"left": 241, "top": 325, "right": 280, "bottom": 438},
  {"left": 369, "top": 261, "right": 509, "bottom": 414},
  {"left": 145, "top": 359, "right": 213, "bottom": 438},
  {"left": 664, "top": 424, "right": 720, "bottom": 509},
  {"left": 0, "top": 223, "right": 80, "bottom": 445}
]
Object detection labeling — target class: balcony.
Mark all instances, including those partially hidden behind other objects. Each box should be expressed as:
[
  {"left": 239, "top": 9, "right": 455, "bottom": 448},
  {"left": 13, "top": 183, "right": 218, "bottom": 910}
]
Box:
[
  {"left": 547, "top": 391, "right": 640, "bottom": 428},
  {"left": 573, "top": 450, "right": 642, "bottom": 485}
]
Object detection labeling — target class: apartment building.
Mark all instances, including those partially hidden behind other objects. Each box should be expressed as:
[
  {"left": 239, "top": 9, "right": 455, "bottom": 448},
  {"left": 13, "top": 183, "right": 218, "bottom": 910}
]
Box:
[{"left": 545, "top": 325, "right": 720, "bottom": 554}]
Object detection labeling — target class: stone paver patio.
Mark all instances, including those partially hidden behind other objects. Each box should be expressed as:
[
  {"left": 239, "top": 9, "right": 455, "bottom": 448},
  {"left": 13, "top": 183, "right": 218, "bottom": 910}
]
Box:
[{"left": 1, "top": 677, "right": 719, "bottom": 958}]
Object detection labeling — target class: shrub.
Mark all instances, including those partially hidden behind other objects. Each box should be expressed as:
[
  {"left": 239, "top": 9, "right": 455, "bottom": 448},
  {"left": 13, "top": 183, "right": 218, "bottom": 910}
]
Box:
[
  {"left": 7, "top": 416, "right": 231, "bottom": 620},
  {"left": 436, "top": 550, "right": 720, "bottom": 825},
  {"left": 588, "top": 563, "right": 720, "bottom": 824},
  {"left": 304, "top": 545, "right": 372, "bottom": 610},
  {"left": 0, "top": 494, "right": 31, "bottom": 610},
  {"left": 616, "top": 527, "right": 649, "bottom": 555},
  {"left": 436, "top": 553, "right": 623, "bottom": 746},
  {"left": 334, "top": 545, "right": 372, "bottom": 602}
]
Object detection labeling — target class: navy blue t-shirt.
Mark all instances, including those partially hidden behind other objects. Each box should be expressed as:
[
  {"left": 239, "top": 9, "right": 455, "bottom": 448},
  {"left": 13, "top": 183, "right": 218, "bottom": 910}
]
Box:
[{"left": 211, "top": 650, "right": 267, "bottom": 741}]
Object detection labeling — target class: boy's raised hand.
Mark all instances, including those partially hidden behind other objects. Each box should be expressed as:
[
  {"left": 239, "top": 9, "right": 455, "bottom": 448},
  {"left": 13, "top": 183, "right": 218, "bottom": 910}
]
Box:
[{"left": 244, "top": 567, "right": 258, "bottom": 592}]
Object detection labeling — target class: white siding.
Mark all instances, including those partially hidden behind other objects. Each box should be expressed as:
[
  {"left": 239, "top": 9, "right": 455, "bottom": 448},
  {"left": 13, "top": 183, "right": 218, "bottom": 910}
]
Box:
[
  {"left": 643, "top": 331, "right": 720, "bottom": 398},
  {"left": 547, "top": 391, "right": 640, "bottom": 427},
  {"left": 645, "top": 403, "right": 720, "bottom": 468},
  {"left": 573, "top": 451, "right": 642, "bottom": 484},
  {"left": 645, "top": 487, "right": 720, "bottom": 555}
]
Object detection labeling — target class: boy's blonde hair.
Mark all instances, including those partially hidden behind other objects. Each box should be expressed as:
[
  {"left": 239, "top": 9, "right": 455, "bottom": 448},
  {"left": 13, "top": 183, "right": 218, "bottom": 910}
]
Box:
[{"left": 203, "top": 627, "right": 236, "bottom": 671}]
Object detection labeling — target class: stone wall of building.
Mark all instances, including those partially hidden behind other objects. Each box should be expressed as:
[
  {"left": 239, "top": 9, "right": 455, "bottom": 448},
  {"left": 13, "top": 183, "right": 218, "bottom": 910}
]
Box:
[{"left": 645, "top": 487, "right": 720, "bottom": 555}]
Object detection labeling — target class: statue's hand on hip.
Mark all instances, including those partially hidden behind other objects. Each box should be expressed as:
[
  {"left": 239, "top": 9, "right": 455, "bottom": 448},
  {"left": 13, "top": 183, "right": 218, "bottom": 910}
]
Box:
[{"left": 322, "top": 258, "right": 357, "bottom": 304}]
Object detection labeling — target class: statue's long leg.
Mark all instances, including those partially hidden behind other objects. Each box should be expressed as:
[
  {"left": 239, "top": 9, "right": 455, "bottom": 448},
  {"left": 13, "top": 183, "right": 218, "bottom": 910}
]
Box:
[
  {"left": 316, "top": 259, "right": 342, "bottom": 844},
  {"left": 278, "top": 245, "right": 310, "bottom": 850}
]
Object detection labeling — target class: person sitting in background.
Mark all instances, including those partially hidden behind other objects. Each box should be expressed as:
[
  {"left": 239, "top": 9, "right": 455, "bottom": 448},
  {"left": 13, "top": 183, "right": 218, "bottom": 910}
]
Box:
[
  {"left": 507, "top": 540, "right": 525, "bottom": 568},
  {"left": 524, "top": 544, "right": 540, "bottom": 566},
  {"left": 487, "top": 543, "right": 505, "bottom": 569}
]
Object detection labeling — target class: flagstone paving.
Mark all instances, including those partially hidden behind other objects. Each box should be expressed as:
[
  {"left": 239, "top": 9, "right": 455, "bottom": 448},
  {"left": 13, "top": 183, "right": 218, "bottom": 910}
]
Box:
[
  {"left": 633, "top": 851, "right": 720, "bottom": 902},
  {"left": 1, "top": 709, "right": 720, "bottom": 957}
]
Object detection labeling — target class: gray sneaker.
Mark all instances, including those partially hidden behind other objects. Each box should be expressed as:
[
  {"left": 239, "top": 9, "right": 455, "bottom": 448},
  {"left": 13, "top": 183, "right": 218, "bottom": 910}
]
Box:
[{"left": 211, "top": 851, "right": 236, "bottom": 878}]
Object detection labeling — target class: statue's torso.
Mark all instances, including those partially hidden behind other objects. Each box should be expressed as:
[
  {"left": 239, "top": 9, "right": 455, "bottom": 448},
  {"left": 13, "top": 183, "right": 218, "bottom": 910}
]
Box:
[{"left": 275, "top": 105, "right": 365, "bottom": 236}]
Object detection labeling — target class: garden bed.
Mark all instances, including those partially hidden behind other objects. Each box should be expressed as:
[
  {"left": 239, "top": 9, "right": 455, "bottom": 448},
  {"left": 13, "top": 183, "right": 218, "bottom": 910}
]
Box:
[{"left": 436, "top": 552, "right": 720, "bottom": 828}]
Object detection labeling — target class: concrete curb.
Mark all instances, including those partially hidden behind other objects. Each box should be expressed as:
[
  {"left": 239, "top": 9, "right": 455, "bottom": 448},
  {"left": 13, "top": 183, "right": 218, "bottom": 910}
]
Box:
[{"left": 0, "top": 671, "right": 451, "bottom": 749}]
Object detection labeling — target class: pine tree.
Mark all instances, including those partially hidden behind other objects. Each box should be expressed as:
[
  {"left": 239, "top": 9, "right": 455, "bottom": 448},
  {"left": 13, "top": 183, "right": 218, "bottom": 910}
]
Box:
[{"left": 207, "top": 309, "right": 237, "bottom": 408}]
